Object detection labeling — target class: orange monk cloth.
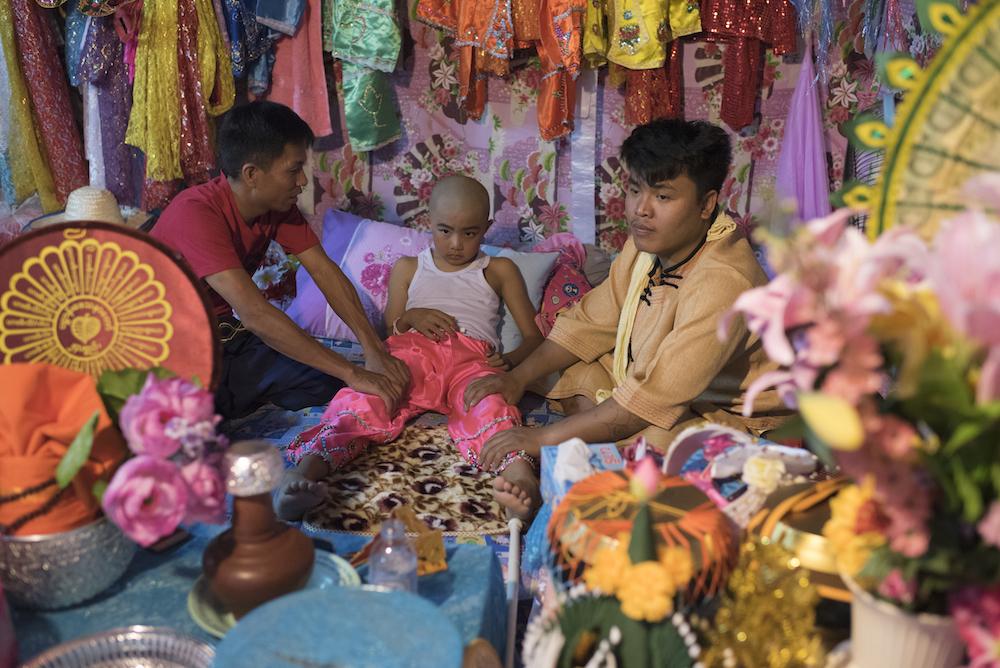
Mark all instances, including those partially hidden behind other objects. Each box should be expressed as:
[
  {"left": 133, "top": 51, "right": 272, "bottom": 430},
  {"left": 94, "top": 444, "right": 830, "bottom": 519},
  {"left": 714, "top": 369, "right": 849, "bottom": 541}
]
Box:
[{"left": 0, "top": 363, "right": 127, "bottom": 536}]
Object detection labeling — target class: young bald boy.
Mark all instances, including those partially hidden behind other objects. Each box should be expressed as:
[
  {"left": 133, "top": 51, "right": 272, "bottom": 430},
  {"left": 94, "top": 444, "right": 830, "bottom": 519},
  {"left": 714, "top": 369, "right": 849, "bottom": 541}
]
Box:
[{"left": 278, "top": 176, "right": 544, "bottom": 520}]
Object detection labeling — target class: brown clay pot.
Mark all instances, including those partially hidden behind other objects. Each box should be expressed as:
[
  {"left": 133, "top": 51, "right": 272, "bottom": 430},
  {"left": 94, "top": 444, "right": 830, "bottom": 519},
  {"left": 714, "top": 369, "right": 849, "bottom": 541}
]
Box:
[{"left": 202, "top": 493, "right": 314, "bottom": 619}]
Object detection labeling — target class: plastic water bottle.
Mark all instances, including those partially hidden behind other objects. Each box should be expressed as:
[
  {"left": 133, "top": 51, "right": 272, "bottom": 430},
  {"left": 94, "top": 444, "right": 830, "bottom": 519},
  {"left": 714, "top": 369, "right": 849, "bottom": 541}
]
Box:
[{"left": 368, "top": 519, "right": 418, "bottom": 593}]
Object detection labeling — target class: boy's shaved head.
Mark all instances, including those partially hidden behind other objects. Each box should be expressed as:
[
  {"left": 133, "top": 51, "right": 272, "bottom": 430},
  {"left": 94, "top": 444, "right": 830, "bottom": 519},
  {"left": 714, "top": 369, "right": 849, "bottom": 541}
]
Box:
[{"left": 429, "top": 175, "right": 490, "bottom": 223}]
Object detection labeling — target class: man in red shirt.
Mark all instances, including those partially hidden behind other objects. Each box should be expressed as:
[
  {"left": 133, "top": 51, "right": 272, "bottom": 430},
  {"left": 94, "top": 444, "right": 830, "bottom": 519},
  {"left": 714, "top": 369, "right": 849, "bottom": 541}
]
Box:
[{"left": 153, "top": 101, "right": 409, "bottom": 422}]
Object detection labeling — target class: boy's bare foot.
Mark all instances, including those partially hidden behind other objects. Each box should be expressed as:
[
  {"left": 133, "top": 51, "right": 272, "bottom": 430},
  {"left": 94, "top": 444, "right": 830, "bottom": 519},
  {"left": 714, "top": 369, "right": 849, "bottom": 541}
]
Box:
[
  {"left": 275, "top": 470, "right": 328, "bottom": 521},
  {"left": 493, "top": 460, "right": 541, "bottom": 522}
]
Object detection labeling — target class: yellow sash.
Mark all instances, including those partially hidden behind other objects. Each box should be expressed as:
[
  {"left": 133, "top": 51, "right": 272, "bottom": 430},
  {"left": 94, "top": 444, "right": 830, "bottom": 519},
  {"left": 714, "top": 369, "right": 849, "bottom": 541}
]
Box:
[{"left": 595, "top": 214, "right": 736, "bottom": 403}]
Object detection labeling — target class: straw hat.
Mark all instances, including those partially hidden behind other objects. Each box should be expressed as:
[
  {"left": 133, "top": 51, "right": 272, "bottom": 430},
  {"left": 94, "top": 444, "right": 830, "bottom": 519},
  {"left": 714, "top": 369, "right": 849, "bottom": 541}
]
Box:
[{"left": 30, "top": 186, "right": 126, "bottom": 228}]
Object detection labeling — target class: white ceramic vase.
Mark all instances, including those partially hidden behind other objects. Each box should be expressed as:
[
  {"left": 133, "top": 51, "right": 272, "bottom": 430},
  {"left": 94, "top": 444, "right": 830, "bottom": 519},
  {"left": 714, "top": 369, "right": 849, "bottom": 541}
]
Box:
[{"left": 845, "top": 576, "right": 965, "bottom": 668}]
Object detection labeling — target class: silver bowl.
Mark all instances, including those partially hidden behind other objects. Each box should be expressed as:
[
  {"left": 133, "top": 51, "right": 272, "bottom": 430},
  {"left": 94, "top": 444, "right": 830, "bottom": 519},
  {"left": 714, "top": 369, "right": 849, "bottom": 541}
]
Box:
[
  {"left": 0, "top": 516, "right": 137, "bottom": 610},
  {"left": 22, "top": 625, "right": 215, "bottom": 668}
]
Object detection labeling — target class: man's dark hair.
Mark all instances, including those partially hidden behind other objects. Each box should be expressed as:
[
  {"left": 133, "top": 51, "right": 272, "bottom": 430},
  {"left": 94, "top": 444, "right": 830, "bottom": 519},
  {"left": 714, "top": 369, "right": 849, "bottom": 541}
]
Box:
[
  {"left": 217, "top": 101, "right": 315, "bottom": 178},
  {"left": 620, "top": 119, "right": 732, "bottom": 198}
]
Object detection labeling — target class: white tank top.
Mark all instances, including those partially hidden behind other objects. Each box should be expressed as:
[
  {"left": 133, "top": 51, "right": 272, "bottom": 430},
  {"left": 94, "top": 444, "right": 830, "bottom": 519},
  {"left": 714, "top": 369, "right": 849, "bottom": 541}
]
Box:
[{"left": 405, "top": 247, "right": 501, "bottom": 349}]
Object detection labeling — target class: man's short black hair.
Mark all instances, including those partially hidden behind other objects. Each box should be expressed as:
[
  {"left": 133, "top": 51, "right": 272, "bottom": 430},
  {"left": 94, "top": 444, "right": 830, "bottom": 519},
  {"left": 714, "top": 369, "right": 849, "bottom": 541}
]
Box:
[
  {"left": 217, "top": 101, "right": 315, "bottom": 178},
  {"left": 620, "top": 119, "right": 732, "bottom": 198}
]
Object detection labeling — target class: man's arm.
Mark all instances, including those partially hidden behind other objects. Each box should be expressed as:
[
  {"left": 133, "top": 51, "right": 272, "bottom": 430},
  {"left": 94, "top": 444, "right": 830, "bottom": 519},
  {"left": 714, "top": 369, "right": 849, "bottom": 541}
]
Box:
[
  {"left": 205, "top": 268, "right": 403, "bottom": 411},
  {"left": 476, "top": 397, "right": 648, "bottom": 470},
  {"left": 296, "top": 245, "right": 410, "bottom": 389},
  {"left": 297, "top": 245, "right": 387, "bottom": 354},
  {"left": 537, "top": 396, "right": 649, "bottom": 445},
  {"left": 462, "top": 338, "right": 580, "bottom": 410}
]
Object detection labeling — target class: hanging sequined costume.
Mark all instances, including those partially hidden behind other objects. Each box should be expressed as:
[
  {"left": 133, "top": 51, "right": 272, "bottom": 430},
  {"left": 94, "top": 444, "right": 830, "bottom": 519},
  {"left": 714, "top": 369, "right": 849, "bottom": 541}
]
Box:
[
  {"left": 699, "top": 0, "right": 797, "bottom": 129},
  {"left": 416, "top": 0, "right": 587, "bottom": 141}
]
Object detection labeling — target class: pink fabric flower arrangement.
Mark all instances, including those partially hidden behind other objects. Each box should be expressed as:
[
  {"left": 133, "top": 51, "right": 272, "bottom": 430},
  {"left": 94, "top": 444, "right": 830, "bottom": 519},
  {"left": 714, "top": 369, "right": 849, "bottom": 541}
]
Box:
[{"left": 102, "top": 374, "right": 228, "bottom": 546}]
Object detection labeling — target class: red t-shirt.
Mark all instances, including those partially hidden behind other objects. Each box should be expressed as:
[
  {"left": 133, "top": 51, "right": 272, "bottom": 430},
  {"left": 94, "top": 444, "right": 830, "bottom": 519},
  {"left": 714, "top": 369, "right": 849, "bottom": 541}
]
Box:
[{"left": 151, "top": 175, "right": 319, "bottom": 317}]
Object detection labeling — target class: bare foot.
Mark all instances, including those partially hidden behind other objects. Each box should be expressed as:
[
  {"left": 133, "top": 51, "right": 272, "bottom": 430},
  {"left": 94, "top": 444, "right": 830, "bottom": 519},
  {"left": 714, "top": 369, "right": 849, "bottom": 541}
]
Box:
[
  {"left": 493, "top": 460, "right": 541, "bottom": 522},
  {"left": 275, "top": 470, "right": 328, "bottom": 521}
]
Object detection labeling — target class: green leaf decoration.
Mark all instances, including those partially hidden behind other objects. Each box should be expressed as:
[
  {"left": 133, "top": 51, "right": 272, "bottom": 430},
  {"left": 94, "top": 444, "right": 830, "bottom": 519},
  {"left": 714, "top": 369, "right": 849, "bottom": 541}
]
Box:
[
  {"left": 877, "top": 52, "right": 922, "bottom": 92},
  {"left": 55, "top": 410, "right": 100, "bottom": 489},
  {"left": 97, "top": 367, "right": 175, "bottom": 422},
  {"left": 943, "top": 421, "right": 986, "bottom": 455},
  {"left": 802, "top": 423, "right": 837, "bottom": 470},
  {"left": 92, "top": 479, "right": 108, "bottom": 504},
  {"left": 831, "top": 180, "right": 873, "bottom": 210},
  {"left": 843, "top": 114, "right": 891, "bottom": 150},
  {"left": 628, "top": 503, "right": 656, "bottom": 564},
  {"left": 499, "top": 160, "right": 511, "bottom": 181},
  {"left": 952, "top": 460, "right": 983, "bottom": 522},
  {"left": 917, "top": 0, "right": 963, "bottom": 35},
  {"left": 514, "top": 168, "right": 526, "bottom": 189}
]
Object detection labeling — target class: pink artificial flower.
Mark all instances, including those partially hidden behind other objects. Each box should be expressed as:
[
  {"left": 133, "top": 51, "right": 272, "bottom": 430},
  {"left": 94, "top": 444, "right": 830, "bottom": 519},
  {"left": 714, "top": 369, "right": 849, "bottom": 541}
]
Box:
[
  {"left": 978, "top": 502, "right": 1000, "bottom": 550},
  {"left": 978, "top": 346, "right": 1000, "bottom": 405},
  {"left": 820, "top": 335, "right": 885, "bottom": 405},
  {"left": 803, "top": 319, "right": 848, "bottom": 367},
  {"left": 862, "top": 406, "right": 918, "bottom": 460},
  {"left": 878, "top": 569, "right": 916, "bottom": 605},
  {"left": 951, "top": 585, "right": 1000, "bottom": 668},
  {"left": 102, "top": 456, "right": 189, "bottom": 547},
  {"left": 740, "top": 358, "right": 819, "bottom": 416},
  {"left": 180, "top": 460, "right": 227, "bottom": 525},
  {"left": 630, "top": 456, "right": 661, "bottom": 501},
  {"left": 119, "top": 375, "right": 216, "bottom": 458},
  {"left": 804, "top": 209, "right": 851, "bottom": 247},
  {"left": 929, "top": 211, "right": 1000, "bottom": 348},
  {"left": 964, "top": 173, "right": 1000, "bottom": 213},
  {"left": 720, "top": 274, "right": 816, "bottom": 367}
]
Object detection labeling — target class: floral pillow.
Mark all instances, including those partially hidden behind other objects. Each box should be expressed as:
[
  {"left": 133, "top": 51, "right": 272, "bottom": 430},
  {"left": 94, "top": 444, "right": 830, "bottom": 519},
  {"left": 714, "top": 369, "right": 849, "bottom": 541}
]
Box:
[
  {"left": 535, "top": 262, "right": 592, "bottom": 337},
  {"left": 285, "top": 210, "right": 432, "bottom": 341}
]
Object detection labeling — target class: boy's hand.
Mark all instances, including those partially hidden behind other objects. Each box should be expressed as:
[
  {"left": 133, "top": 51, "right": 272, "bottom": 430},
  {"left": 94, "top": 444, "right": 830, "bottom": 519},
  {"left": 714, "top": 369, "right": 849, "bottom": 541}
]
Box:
[
  {"left": 464, "top": 373, "right": 525, "bottom": 410},
  {"left": 404, "top": 308, "right": 458, "bottom": 341},
  {"left": 485, "top": 348, "right": 510, "bottom": 370},
  {"left": 345, "top": 367, "right": 402, "bottom": 414}
]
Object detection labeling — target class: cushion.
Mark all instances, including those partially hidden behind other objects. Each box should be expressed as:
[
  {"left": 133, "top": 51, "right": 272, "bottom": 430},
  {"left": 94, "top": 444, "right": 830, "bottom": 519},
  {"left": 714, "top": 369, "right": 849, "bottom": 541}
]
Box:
[
  {"left": 535, "top": 262, "right": 592, "bottom": 337},
  {"left": 286, "top": 209, "right": 558, "bottom": 352},
  {"left": 484, "top": 247, "right": 558, "bottom": 352}
]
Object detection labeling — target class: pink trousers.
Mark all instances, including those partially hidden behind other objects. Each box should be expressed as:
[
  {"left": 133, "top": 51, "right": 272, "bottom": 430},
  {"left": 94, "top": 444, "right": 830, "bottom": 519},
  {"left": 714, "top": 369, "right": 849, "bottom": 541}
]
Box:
[{"left": 287, "top": 331, "right": 527, "bottom": 472}]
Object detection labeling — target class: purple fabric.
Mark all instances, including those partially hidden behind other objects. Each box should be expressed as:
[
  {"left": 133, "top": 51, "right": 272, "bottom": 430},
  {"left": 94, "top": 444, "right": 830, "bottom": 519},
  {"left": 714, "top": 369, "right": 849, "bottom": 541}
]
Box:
[
  {"left": 79, "top": 16, "right": 140, "bottom": 207},
  {"left": 775, "top": 43, "right": 832, "bottom": 225}
]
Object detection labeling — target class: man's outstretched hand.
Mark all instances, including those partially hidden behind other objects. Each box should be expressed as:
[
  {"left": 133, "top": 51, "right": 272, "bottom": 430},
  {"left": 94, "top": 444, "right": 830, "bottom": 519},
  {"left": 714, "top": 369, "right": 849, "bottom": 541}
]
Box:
[{"left": 464, "top": 373, "right": 525, "bottom": 411}]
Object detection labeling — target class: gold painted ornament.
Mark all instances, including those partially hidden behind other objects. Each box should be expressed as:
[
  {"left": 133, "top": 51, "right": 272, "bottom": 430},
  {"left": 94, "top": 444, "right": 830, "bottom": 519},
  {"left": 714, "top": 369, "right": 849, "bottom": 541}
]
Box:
[
  {"left": 699, "top": 538, "right": 826, "bottom": 668},
  {"left": 834, "top": 0, "right": 1000, "bottom": 239}
]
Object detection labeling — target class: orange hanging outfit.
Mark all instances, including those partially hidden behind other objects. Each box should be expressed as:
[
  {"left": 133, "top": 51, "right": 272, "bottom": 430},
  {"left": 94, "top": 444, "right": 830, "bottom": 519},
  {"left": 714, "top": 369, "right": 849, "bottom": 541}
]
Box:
[{"left": 416, "top": 0, "right": 586, "bottom": 140}]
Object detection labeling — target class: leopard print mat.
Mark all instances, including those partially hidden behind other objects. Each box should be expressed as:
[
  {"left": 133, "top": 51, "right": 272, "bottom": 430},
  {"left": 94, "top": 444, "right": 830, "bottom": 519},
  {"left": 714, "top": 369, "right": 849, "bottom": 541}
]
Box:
[{"left": 301, "top": 423, "right": 510, "bottom": 537}]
